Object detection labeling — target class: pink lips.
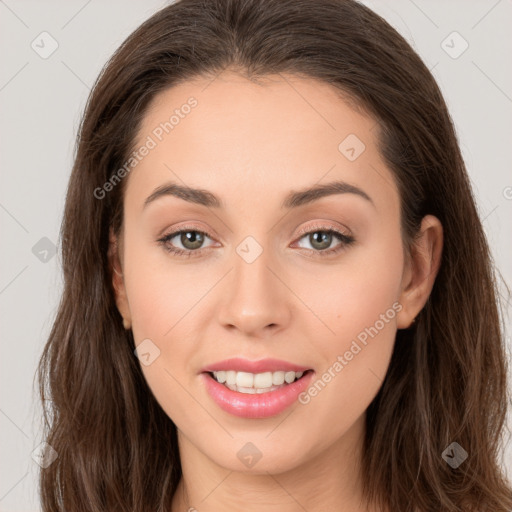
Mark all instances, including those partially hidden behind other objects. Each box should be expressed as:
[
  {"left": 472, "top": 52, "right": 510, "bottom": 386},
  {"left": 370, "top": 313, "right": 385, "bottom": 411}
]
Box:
[
  {"left": 200, "top": 358, "right": 314, "bottom": 419},
  {"left": 200, "top": 357, "right": 311, "bottom": 374}
]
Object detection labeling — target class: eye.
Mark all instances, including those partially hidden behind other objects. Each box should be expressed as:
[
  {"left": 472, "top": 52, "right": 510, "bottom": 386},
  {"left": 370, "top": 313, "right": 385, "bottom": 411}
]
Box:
[
  {"left": 157, "top": 227, "right": 216, "bottom": 258},
  {"left": 293, "top": 223, "right": 355, "bottom": 257}
]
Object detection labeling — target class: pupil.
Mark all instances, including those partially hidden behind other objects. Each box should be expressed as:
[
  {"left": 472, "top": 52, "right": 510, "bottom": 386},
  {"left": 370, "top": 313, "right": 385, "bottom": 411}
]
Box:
[
  {"left": 311, "top": 231, "right": 331, "bottom": 250},
  {"left": 182, "top": 231, "right": 203, "bottom": 249}
]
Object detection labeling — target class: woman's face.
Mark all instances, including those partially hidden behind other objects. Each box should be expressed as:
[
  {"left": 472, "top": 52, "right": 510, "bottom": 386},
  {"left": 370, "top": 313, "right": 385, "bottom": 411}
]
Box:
[{"left": 111, "top": 71, "right": 434, "bottom": 474}]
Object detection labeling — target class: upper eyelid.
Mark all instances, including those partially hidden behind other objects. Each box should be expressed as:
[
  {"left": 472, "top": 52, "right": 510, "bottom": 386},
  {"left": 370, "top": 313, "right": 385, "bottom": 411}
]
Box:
[
  {"left": 162, "top": 222, "right": 349, "bottom": 236},
  {"left": 294, "top": 222, "right": 352, "bottom": 238}
]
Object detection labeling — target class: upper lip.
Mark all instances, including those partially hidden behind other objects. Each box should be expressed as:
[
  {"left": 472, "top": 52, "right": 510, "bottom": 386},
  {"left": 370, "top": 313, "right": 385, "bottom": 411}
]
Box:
[{"left": 201, "top": 357, "right": 312, "bottom": 374}]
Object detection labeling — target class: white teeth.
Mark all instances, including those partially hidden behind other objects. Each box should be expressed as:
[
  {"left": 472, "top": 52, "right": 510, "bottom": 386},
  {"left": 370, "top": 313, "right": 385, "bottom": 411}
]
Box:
[
  {"left": 284, "top": 371, "right": 296, "bottom": 384},
  {"left": 212, "top": 369, "right": 307, "bottom": 393},
  {"left": 236, "top": 386, "right": 256, "bottom": 394},
  {"left": 215, "top": 371, "right": 227, "bottom": 383},
  {"left": 272, "top": 371, "right": 285, "bottom": 385},
  {"left": 225, "top": 382, "right": 285, "bottom": 394},
  {"left": 236, "top": 371, "right": 254, "bottom": 388},
  {"left": 254, "top": 372, "right": 272, "bottom": 388}
]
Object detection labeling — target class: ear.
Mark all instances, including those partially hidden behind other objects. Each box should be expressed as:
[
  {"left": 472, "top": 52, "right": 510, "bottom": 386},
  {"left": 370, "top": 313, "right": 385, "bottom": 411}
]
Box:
[
  {"left": 396, "top": 215, "right": 443, "bottom": 329},
  {"left": 108, "top": 227, "right": 131, "bottom": 329}
]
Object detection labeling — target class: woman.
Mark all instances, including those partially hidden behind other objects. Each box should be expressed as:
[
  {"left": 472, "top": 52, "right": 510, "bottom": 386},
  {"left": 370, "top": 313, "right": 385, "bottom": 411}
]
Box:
[{"left": 36, "top": 0, "right": 512, "bottom": 510}]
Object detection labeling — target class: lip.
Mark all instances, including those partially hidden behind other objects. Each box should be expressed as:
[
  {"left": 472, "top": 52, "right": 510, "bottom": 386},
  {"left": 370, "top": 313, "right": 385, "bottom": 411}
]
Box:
[
  {"left": 200, "top": 357, "right": 312, "bottom": 374},
  {"left": 201, "top": 370, "right": 315, "bottom": 419}
]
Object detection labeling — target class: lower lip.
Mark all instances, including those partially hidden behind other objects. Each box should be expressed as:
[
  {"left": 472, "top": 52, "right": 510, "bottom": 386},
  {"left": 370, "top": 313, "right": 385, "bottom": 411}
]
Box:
[{"left": 201, "top": 371, "right": 315, "bottom": 419}]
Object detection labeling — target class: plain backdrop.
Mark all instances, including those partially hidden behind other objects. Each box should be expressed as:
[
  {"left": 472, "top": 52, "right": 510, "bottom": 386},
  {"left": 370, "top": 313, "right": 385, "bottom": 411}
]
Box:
[{"left": 1, "top": 1, "right": 511, "bottom": 510}]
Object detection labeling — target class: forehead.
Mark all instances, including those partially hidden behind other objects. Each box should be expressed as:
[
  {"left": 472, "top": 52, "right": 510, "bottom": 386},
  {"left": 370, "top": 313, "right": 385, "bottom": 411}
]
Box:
[{"left": 125, "top": 71, "right": 399, "bottom": 217}]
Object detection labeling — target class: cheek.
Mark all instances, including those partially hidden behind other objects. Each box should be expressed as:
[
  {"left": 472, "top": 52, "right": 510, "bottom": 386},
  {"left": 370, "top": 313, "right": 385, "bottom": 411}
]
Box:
[
  {"left": 290, "top": 232, "right": 402, "bottom": 415},
  {"left": 123, "top": 235, "right": 208, "bottom": 337},
  {"left": 291, "top": 227, "right": 404, "bottom": 353},
  {"left": 122, "top": 243, "right": 208, "bottom": 420},
  {"left": 295, "top": 270, "right": 399, "bottom": 397}
]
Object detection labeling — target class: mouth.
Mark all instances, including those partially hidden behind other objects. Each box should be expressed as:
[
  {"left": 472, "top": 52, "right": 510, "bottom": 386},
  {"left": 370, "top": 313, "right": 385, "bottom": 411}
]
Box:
[
  {"left": 201, "top": 368, "right": 315, "bottom": 419},
  {"left": 205, "top": 369, "right": 314, "bottom": 394}
]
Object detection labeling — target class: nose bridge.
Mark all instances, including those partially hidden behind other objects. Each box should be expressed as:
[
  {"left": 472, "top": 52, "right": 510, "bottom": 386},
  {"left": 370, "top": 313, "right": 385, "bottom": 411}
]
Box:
[{"left": 217, "top": 233, "right": 291, "bottom": 334}]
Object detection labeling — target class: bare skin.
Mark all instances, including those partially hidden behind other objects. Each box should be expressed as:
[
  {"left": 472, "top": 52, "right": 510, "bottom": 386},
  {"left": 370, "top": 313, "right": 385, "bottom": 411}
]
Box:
[{"left": 109, "top": 70, "right": 443, "bottom": 512}]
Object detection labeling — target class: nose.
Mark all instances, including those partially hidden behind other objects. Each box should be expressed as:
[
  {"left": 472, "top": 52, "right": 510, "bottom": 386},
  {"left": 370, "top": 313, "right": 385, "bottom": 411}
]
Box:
[{"left": 217, "top": 243, "right": 292, "bottom": 337}]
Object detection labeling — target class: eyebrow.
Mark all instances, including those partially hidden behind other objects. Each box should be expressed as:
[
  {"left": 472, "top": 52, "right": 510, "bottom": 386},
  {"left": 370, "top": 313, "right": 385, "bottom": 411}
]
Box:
[{"left": 143, "top": 180, "right": 374, "bottom": 210}]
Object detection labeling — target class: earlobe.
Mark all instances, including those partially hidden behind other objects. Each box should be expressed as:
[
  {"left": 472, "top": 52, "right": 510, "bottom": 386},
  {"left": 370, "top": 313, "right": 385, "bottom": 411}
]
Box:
[
  {"left": 396, "top": 215, "right": 443, "bottom": 329},
  {"left": 108, "top": 228, "right": 132, "bottom": 330}
]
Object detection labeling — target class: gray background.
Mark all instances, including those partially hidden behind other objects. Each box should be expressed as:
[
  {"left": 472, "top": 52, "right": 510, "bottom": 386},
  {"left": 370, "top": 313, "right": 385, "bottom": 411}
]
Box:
[{"left": 1, "top": 1, "right": 511, "bottom": 510}]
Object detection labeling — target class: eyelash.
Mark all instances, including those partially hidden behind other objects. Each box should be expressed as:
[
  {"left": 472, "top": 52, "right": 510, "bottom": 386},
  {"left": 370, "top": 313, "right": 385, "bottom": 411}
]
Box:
[{"left": 157, "top": 223, "right": 355, "bottom": 259}]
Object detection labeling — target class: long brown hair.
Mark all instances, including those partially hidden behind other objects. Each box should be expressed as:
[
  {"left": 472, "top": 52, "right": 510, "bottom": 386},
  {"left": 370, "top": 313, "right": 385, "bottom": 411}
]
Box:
[{"left": 35, "top": 0, "right": 512, "bottom": 510}]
